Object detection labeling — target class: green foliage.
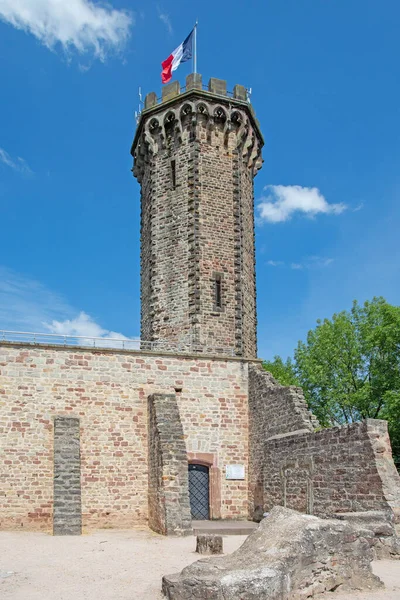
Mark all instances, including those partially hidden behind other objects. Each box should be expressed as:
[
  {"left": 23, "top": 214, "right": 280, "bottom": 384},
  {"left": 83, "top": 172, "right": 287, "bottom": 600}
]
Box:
[
  {"left": 262, "top": 355, "right": 300, "bottom": 386},
  {"left": 263, "top": 297, "right": 400, "bottom": 468}
]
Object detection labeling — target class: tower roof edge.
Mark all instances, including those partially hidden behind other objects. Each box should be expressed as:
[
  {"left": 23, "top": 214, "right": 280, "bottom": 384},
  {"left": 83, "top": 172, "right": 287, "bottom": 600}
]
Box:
[{"left": 130, "top": 76, "right": 264, "bottom": 157}]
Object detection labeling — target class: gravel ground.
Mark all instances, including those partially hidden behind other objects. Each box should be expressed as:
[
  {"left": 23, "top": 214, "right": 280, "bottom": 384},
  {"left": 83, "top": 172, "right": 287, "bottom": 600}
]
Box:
[{"left": 0, "top": 528, "right": 399, "bottom": 600}]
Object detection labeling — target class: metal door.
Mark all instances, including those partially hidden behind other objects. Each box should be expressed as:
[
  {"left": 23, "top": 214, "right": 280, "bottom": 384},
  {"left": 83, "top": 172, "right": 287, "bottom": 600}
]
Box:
[{"left": 188, "top": 464, "right": 210, "bottom": 519}]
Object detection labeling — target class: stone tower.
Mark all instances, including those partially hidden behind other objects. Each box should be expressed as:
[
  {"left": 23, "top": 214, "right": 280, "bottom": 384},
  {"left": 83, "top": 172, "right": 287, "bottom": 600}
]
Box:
[{"left": 131, "top": 74, "right": 263, "bottom": 358}]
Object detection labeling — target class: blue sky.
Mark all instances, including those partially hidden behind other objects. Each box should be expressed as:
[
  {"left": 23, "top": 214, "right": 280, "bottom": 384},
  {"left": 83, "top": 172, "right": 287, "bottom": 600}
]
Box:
[{"left": 0, "top": 0, "right": 399, "bottom": 360}]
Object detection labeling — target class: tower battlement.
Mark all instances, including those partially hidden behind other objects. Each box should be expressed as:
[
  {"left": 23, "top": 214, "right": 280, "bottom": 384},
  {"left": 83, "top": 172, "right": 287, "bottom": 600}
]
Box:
[
  {"left": 131, "top": 74, "right": 264, "bottom": 358},
  {"left": 131, "top": 74, "right": 263, "bottom": 182}
]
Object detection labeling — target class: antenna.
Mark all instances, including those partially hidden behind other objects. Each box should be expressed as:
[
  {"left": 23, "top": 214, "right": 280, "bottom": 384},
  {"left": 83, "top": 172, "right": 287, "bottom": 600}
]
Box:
[{"left": 136, "top": 86, "right": 144, "bottom": 125}]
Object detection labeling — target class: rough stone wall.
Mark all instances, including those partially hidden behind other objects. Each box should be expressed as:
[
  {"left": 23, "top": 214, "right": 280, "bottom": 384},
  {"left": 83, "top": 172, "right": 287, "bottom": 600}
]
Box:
[
  {"left": 264, "top": 419, "right": 400, "bottom": 518},
  {"left": 248, "top": 364, "right": 318, "bottom": 513},
  {"left": 140, "top": 128, "right": 193, "bottom": 345},
  {"left": 132, "top": 81, "right": 263, "bottom": 358},
  {"left": 139, "top": 157, "right": 153, "bottom": 342},
  {"left": 53, "top": 417, "right": 82, "bottom": 535},
  {"left": 0, "top": 343, "right": 250, "bottom": 532},
  {"left": 239, "top": 166, "right": 257, "bottom": 358},
  {"left": 196, "top": 124, "right": 258, "bottom": 357},
  {"left": 365, "top": 419, "right": 400, "bottom": 522},
  {"left": 148, "top": 394, "right": 192, "bottom": 535},
  {"left": 197, "top": 134, "right": 236, "bottom": 352}
]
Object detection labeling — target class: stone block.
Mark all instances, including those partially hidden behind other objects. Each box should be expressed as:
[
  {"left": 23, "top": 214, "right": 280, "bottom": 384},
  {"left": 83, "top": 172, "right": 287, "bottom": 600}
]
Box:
[
  {"left": 162, "top": 506, "right": 382, "bottom": 599},
  {"left": 208, "top": 78, "right": 227, "bottom": 96},
  {"left": 144, "top": 92, "right": 157, "bottom": 109},
  {"left": 148, "top": 394, "right": 192, "bottom": 536},
  {"left": 334, "top": 510, "right": 400, "bottom": 559},
  {"left": 196, "top": 534, "right": 223, "bottom": 555},
  {"left": 162, "top": 81, "right": 180, "bottom": 102},
  {"left": 233, "top": 84, "right": 247, "bottom": 101},
  {"left": 186, "top": 73, "right": 202, "bottom": 91},
  {"left": 53, "top": 417, "right": 81, "bottom": 536}
]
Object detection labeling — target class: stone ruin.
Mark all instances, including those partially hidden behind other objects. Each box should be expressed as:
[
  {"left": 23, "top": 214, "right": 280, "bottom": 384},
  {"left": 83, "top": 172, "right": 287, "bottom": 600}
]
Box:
[
  {"left": 1, "top": 74, "right": 400, "bottom": 546},
  {"left": 162, "top": 506, "right": 385, "bottom": 600}
]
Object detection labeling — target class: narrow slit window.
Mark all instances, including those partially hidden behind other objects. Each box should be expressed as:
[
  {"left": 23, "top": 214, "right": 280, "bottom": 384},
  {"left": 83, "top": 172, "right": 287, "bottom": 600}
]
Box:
[
  {"left": 215, "top": 275, "right": 222, "bottom": 309},
  {"left": 171, "top": 159, "right": 176, "bottom": 190}
]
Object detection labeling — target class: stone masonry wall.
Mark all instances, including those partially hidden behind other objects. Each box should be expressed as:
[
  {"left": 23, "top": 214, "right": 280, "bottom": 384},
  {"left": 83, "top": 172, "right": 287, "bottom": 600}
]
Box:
[
  {"left": 264, "top": 419, "right": 400, "bottom": 518},
  {"left": 148, "top": 394, "right": 192, "bottom": 535},
  {"left": 0, "top": 343, "right": 250, "bottom": 532},
  {"left": 139, "top": 125, "right": 193, "bottom": 346},
  {"left": 364, "top": 419, "right": 400, "bottom": 522},
  {"left": 248, "top": 364, "right": 318, "bottom": 513},
  {"left": 239, "top": 165, "right": 257, "bottom": 358},
  {"left": 197, "top": 121, "right": 258, "bottom": 357},
  {"left": 53, "top": 416, "right": 82, "bottom": 535}
]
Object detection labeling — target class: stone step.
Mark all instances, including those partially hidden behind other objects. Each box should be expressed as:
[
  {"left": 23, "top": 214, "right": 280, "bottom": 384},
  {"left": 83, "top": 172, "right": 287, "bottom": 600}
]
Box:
[{"left": 192, "top": 520, "right": 258, "bottom": 536}]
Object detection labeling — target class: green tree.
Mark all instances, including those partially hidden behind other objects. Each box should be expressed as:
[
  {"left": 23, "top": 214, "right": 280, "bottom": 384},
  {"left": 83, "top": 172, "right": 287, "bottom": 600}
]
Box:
[
  {"left": 263, "top": 297, "right": 400, "bottom": 467},
  {"left": 262, "top": 355, "right": 300, "bottom": 387}
]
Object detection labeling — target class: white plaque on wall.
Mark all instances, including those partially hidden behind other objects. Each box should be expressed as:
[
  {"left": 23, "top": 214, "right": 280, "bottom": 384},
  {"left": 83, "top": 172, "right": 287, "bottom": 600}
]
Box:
[{"left": 225, "top": 464, "right": 245, "bottom": 480}]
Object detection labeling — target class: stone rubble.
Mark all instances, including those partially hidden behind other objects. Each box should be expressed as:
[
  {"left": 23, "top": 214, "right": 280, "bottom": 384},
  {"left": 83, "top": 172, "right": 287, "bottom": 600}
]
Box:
[
  {"left": 162, "top": 506, "right": 383, "bottom": 600},
  {"left": 333, "top": 511, "right": 400, "bottom": 560},
  {"left": 196, "top": 534, "right": 223, "bottom": 555}
]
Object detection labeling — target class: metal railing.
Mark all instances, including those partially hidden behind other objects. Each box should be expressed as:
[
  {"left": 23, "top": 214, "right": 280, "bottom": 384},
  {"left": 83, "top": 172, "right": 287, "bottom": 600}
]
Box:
[
  {"left": 0, "top": 330, "right": 236, "bottom": 356},
  {"left": 155, "top": 84, "right": 241, "bottom": 105}
]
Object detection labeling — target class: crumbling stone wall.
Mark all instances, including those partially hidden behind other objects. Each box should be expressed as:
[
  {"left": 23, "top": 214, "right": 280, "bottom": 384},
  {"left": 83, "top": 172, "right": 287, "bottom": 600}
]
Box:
[
  {"left": 248, "top": 364, "right": 318, "bottom": 514},
  {"left": 148, "top": 394, "right": 192, "bottom": 535},
  {"left": 248, "top": 366, "right": 400, "bottom": 523},
  {"left": 0, "top": 343, "right": 251, "bottom": 532},
  {"left": 365, "top": 419, "right": 400, "bottom": 522},
  {"left": 264, "top": 419, "right": 400, "bottom": 519}
]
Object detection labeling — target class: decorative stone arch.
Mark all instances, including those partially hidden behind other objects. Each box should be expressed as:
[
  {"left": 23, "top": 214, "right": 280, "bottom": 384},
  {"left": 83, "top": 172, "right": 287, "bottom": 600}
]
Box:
[
  {"left": 164, "top": 109, "right": 177, "bottom": 125},
  {"left": 195, "top": 101, "right": 209, "bottom": 116},
  {"left": 180, "top": 102, "right": 195, "bottom": 119},
  {"left": 187, "top": 452, "right": 221, "bottom": 519},
  {"left": 213, "top": 105, "right": 227, "bottom": 123}
]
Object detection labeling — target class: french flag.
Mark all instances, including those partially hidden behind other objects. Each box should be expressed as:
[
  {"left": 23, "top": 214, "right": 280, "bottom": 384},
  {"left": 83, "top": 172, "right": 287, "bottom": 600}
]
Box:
[{"left": 161, "top": 28, "right": 194, "bottom": 84}]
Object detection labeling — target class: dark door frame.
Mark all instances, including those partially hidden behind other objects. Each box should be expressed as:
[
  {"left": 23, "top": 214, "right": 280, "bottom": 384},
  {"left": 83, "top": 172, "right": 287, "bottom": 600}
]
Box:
[{"left": 187, "top": 452, "right": 221, "bottom": 519}]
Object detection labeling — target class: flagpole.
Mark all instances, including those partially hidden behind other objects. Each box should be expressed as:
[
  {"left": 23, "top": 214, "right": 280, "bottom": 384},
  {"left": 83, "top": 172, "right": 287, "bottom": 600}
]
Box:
[{"left": 194, "top": 20, "right": 198, "bottom": 74}]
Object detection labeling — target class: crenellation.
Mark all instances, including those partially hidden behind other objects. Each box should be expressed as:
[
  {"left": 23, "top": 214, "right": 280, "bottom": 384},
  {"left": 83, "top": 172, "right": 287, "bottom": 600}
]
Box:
[
  {"left": 208, "top": 77, "right": 227, "bottom": 96},
  {"left": 186, "top": 72, "right": 202, "bottom": 91}
]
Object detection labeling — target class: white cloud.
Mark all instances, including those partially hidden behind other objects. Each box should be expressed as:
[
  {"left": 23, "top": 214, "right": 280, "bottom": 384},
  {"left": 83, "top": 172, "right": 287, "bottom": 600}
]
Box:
[
  {"left": 45, "top": 311, "right": 136, "bottom": 346},
  {"left": 257, "top": 185, "right": 347, "bottom": 224},
  {"left": 0, "top": 266, "right": 135, "bottom": 348},
  {"left": 0, "top": 147, "right": 32, "bottom": 175},
  {"left": 264, "top": 257, "right": 334, "bottom": 270},
  {"left": 318, "top": 257, "right": 334, "bottom": 267},
  {"left": 267, "top": 260, "right": 284, "bottom": 267},
  {"left": 157, "top": 5, "right": 172, "bottom": 34},
  {"left": 158, "top": 12, "right": 172, "bottom": 34},
  {"left": 0, "top": 266, "right": 70, "bottom": 330},
  {"left": 0, "top": 0, "right": 133, "bottom": 61},
  {"left": 290, "top": 257, "right": 334, "bottom": 270}
]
